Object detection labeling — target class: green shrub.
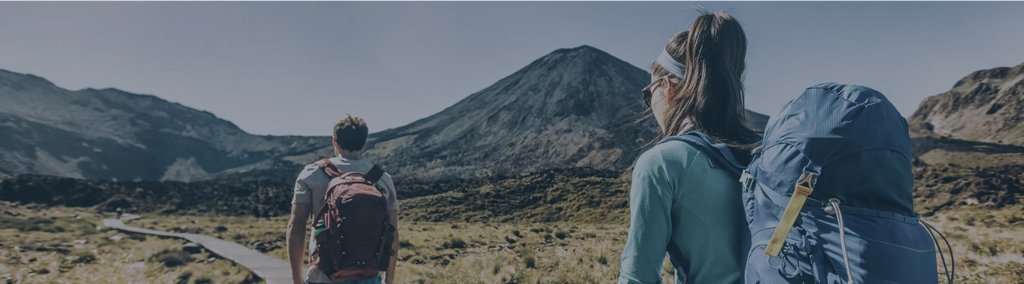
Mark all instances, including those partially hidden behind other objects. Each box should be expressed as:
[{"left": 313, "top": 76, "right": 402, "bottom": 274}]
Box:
[
  {"left": 72, "top": 252, "right": 97, "bottom": 264},
  {"left": 128, "top": 233, "right": 146, "bottom": 241},
  {"left": 77, "top": 225, "right": 99, "bottom": 236},
  {"left": 153, "top": 250, "right": 193, "bottom": 267},
  {"left": 175, "top": 271, "right": 192, "bottom": 284},
  {"left": 554, "top": 231, "right": 567, "bottom": 239},
  {"left": 512, "top": 230, "right": 521, "bottom": 237},
  {"left": 519, "top": 248, "right": 536, "bottom": 269},
  {"left": 215, "top": 226, "right": 228, "bottom": 232},
  {"left": 399, "top": 240, "right": 413, "bottom": 248},
  {"left": 448, "top": 238, "right": 466, "bottom": 249},
  {"left": 33, "top": 218, "right": 54, "bottom": 225},
  {"left": 194, "top": 277, "right": 213, "bottom": 284}
]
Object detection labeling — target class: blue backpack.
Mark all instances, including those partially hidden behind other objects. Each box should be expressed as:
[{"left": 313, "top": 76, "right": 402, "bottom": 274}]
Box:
[{"left": 669, "top": 83, "right": 949, "bottom": 284}]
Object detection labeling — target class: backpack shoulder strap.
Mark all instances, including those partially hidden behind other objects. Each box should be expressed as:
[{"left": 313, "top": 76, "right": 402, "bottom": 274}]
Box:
[
  {"left": 365, "top": 164, "right": 384, "bottom": 184},
  {"left": 658, "top": 131, "right": 747, "bottom": 175},
  {"left": 314, "top": 158, "right": 343, "bottom": 177}
]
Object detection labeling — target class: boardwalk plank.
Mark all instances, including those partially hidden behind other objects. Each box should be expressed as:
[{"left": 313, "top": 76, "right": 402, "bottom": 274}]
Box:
[{"left": 103, "top": 216, "right": 293, "bottom": 284}]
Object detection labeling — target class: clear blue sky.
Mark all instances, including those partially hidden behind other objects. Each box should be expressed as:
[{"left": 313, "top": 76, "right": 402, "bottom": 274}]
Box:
[{"left": 2, "top": 2, "right": 1023, "bottom": 136}]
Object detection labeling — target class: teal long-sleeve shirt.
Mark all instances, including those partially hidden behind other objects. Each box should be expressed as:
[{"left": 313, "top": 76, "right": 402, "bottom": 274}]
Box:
[{"left": 618, "top": 140, "right": 750, "bottom": 284}]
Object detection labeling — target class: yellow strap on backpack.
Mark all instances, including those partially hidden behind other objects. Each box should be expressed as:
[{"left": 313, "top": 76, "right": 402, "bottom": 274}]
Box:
[{"left": 764, "top": 170, "right": 819, "bottom": 257}]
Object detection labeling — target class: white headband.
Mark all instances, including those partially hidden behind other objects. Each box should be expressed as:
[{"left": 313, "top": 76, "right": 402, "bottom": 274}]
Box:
[{"left": 656, "top": 49, "right": 686, "bottom": 78}]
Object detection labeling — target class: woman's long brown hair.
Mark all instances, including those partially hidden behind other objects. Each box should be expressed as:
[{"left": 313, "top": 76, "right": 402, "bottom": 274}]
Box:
[{"left": 651, "top": 11, "right": 761, "bottom": 148}]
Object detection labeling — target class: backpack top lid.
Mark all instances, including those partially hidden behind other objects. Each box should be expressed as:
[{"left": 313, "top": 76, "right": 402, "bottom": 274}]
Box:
[{"left": 754, "top": 83, "right": 915, "bottom": 216}]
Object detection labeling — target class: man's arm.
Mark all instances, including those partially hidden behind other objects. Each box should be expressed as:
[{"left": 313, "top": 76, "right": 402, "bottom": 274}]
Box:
[
  {"left": 287, "top": 203, "right": 312, "bottom": 284},
  {"left": 385, "top": 209, "right": 399, "bottom": 284}
]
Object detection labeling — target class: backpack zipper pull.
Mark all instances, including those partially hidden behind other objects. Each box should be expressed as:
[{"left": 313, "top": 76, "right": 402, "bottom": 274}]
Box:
[
  {"left": 765, "top": 170, "right": 818, "bottom": 257},
  {"left": 314, "top": 219, "right": 326, "bottom": 235}
]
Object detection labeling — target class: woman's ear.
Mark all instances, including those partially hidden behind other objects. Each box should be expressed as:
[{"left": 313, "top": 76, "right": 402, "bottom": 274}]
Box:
[
  {"left": 666, "top": 77, "right": 686, "bottom": 104},
  {"left": 662, "top": 83, "right": 676, "bottom": 106}
]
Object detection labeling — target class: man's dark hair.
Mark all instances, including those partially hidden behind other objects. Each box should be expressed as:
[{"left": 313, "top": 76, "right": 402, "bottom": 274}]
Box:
[{"left": 334, "top": 115, "right": 369, "bottom": 151}]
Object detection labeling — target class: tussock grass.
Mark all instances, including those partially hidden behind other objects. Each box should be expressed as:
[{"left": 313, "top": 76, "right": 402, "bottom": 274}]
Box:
[{"left": 0, "top": 204, "right": 262, "bottom": 284}]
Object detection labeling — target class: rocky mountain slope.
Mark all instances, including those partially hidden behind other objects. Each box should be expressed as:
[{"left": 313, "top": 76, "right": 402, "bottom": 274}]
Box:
[
  {"left": 909, "top": 61, "right": 1024, "bottom": 146},
  {"left": 355, "top": 45, "right": 768, "bottom": 180},
  {"left": 907, "top": 61, "right": 1024, "bottom": 168},
  {"left": 0, "top": 45, "right": 769, "bottom": 182},
  {"left": 0, "top": 70, "right": 330, "bottom": 181}
]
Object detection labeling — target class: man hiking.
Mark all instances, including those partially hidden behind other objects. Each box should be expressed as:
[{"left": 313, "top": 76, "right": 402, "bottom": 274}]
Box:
[{"left": 287, "top": 115, "right": 400, "bottom": 284}]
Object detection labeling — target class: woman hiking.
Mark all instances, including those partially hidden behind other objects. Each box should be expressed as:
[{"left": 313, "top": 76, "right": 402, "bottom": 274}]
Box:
[{"left": 618, "top": 11, "right": 761, "bottom": 284}]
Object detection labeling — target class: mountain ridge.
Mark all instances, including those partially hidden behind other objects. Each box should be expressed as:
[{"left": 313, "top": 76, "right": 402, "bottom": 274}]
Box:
[
  {"left": 0, "top": 68, "right": 330, "bottom": 181},
  {"left": 0, "top": 45, "right": 770, "bottom": 182},
  {"left": 908, "top": 61, "right": 1024, "bottom": 146}
]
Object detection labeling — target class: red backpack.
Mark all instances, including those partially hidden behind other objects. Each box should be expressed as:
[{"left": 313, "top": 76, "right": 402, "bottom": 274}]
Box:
[{"left": 310, "top": 158, "right": 396, "bottom": 282}]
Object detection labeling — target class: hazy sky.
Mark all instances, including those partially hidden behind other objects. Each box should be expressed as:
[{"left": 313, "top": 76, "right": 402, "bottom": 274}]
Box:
[{"left": 2, "top": 2, "right": 1023, "bottom": 136}]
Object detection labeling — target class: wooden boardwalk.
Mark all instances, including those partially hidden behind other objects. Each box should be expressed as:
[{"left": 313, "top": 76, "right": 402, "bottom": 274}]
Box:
[{"left": 103, "top": 215, "right": 292, "bottom": 284}]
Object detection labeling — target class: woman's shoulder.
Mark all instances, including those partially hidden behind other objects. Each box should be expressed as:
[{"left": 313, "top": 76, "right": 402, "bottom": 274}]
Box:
[{"left": 635, "top": 140, "right": 707, "bottom": 173}]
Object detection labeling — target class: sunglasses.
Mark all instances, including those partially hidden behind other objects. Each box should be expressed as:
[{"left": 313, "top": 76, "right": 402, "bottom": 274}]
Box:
[{"left": 642, "top": 75, "right": 674, "bottom": 107}]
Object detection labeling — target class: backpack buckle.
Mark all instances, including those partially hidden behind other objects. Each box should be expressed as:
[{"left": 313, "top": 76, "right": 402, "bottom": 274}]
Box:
[
  {"left": 739, "top": 170, "right": 756, "bottom": 190},
  {"left": 795, "top": 170, "right": 819, "bottom": 193}
]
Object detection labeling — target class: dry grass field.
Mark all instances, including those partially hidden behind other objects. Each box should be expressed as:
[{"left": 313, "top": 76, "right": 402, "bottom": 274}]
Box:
[
  {"left": 144, "top": 215, "right": 675, "bottom": 284},
  {"left": 922, "top": 207, "right": 1024, "bottom": 284},
  {"left": 2, "top": 163, "right": 1022, "bottom": 284},
  {"left": 114, "top": 212, "right": 1022, "bottom": 284},
  {"left": 2, "top": 204, "right": 1021, "bottom": 284},
  {"left": 0, "top": 203, "right": 260, "bottom": 284}
]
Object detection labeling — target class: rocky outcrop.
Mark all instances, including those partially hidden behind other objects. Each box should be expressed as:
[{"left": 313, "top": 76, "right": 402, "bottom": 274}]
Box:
[{"left": 909, "top": 62, "right": 1024, "bottom": 146}]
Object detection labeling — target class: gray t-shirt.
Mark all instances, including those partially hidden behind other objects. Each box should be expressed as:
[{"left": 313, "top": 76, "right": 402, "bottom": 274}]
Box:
[{"left": 292, "top": 156, "right": 399, "bottom": 283}]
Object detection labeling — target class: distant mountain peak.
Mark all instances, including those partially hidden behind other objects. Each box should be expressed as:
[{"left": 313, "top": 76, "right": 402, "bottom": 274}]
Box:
[
  {"left": 523, "top": 45, "right": 627, "bottom": 72},
  {"left": 360, "top": 45, "right": 767, "bottom": 180},
  {"left": 550, "top": 45, "right": 606, "bottom": 56}
]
